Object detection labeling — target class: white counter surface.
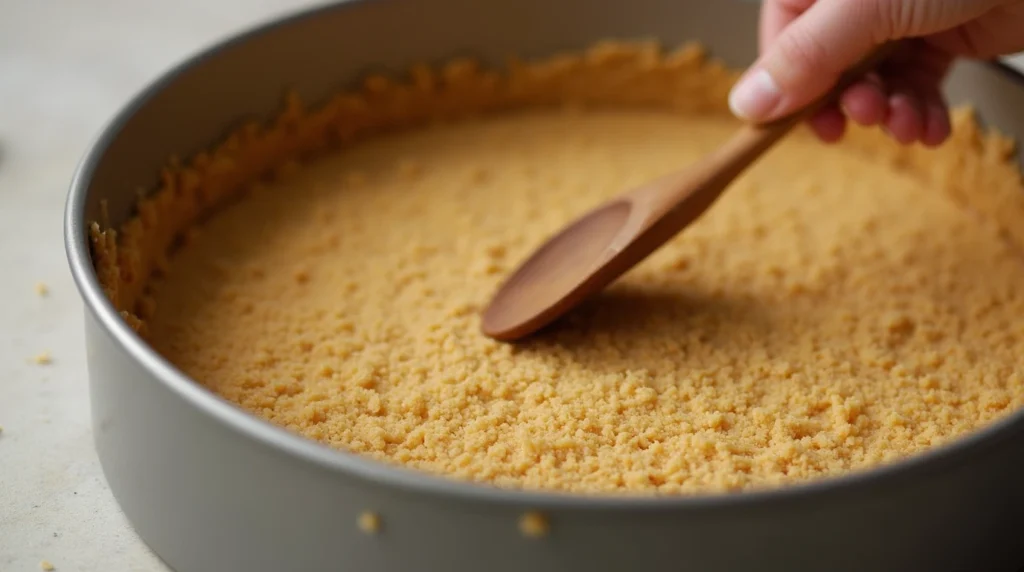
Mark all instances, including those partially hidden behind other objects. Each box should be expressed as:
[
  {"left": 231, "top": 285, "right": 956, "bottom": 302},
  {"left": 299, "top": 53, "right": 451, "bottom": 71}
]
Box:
[
  {"left": 0, "top": 3, "right": 323, "bottom": 570},
  {"left": 1, "top": 2, "right": 1022, "bottom": 570}
]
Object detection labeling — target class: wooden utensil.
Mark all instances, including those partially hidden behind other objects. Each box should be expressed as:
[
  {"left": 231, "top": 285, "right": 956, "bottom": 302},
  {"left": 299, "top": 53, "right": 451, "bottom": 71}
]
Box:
[{"left": 480, "top": 43, "right": 897, "bottom": 341}]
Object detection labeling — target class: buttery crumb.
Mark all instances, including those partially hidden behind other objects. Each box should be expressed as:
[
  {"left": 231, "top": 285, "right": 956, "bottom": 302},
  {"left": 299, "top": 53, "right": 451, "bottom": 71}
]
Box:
[
  {"left": 518, "top": 512, "right": 549, "bottom": 538},
  {"left": 274, "top": 159, "right": 301, "bottom": 179},
  {"left": 344, "top": 171, "right": 367, "bottom": 187},
  {"left": 40, "top": 560, "right": 55, "bottom": 571},
  {"left": 397, "top": 158, "right": 423, "bottom": 178},
  {"left": 92, "top": 41, "right": 1024, "bottom": 496},
  {"left": 31, "top": 351, "right": 52, "bottom": 366},
  {"left": 34, "top": 282, "right": 49, "bottom": 297},
  {"left": 357, "top": 511, "right": 381, "bottom": 534},
  {"left": 467, "top": 167, "right": 490, "bottom": 184}
]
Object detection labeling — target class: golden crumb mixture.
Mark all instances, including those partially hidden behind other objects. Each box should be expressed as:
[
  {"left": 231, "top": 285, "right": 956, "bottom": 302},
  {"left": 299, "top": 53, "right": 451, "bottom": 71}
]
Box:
[
  {"left": 90, "top": 42, "right": 1024, "bottom": 495},
  {"left": 519, "top": 512, "right": 550, "bottom": 538},
  {"left": 357, "top": 511, "right": 381, "bottom": 534}
]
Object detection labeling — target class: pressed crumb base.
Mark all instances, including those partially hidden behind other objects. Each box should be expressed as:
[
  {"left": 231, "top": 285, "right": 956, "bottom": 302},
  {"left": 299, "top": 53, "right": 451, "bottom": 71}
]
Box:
[{"left": 91, "top": 42, "right": 1024, "bottom": 495}]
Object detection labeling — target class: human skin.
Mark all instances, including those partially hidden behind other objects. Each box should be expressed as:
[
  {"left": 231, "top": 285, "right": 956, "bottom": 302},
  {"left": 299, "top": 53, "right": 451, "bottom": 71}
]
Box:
[{"left": 729, "top": 0, "right": 1024, "bottom": 146}]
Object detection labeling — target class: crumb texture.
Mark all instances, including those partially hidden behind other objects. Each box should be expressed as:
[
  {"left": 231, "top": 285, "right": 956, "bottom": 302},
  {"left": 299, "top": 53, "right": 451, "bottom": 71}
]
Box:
[
  {"left": 519, "top": 512, "right": 549, "bottom": 538},
  {"left": 357, "top": 511, "right": 381, "bottom": 534},
  {"left": 94, "top": 42, "right": 1024, "bottom": 495}
]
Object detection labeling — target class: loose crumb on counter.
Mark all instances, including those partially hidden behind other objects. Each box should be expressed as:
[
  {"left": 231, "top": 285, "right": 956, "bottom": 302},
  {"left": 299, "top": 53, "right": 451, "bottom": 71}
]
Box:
[
  {"left": 357, "top": 511, "right": 381, "bottom": 534},
  {"left": 518, "top": 512, "right": 550, "bottom": 538},
  {"left": 40, "top": 560, "right": 55, "bottom": 571},
  {"left": 31, "top": 351, "right": 52, "bottom": 366},
  {"left": 89, "top": 40, "right": 1024, "bottom": 496},
  {"left": 34, "top": 282, "right": 49, "bottom": 297}
]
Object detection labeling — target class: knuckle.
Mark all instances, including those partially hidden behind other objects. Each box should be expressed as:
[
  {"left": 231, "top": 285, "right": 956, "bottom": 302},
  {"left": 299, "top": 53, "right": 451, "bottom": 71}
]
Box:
[
  {"left": 777, "top": 26, "right": 832, "bottom": 74},
  {"left": 876, "top": 0, "right": 929, "bottom": 38}
]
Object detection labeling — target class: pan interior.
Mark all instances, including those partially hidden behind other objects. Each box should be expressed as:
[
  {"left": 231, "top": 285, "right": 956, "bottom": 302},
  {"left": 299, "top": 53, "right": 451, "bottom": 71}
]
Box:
[{"left": 83, "top": 39, "right": 1024, "bottom": 497}]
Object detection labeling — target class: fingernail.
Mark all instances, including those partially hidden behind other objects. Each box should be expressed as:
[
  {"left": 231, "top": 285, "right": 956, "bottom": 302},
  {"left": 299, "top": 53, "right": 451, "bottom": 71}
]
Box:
[{"left": 729, "top": 68, "right": 782, "bottom": 121}]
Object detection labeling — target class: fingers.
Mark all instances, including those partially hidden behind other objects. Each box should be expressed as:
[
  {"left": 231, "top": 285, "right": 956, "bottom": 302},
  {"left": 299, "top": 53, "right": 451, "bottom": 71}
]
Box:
[
  {"left": 807, "top": 74, "right": 936, "bottom": 147},
  {"left": 921, "top": 92, "right": 952, "bottom": 147},
  {"left": 808, "top": 105, "right": 847, "bottom": 143},
  {"left": 759, "top": 0, "right": 816, "bottom": 54},
  {"left": 876, "top": 44, "right": 952, "bottom": 146},
  {"left": 920, "top": 2, "right": 1024, "bottom": 59},
  {"left": 839, "top": 77, "right": 887, "bottom": 126},
  {"left": 887, "top": 91, "right": 951, "bottom": 147},
  {"left": 884, "top": 90, "right": 924, "bottom": 145},
  {"left": 752, "top": 8, "right": 959, "bottom": 147},
  {"left": 887, "top": 84, "right": 952, "bottom": 148},
  {"left": 733, "top": 0, "right": 1004, "bottom": 128},
  {"left": 804, "top": 76, "right": 951, "bottom": 146},
  {"left": 731, "top": 0, "right": 885, "bottom": 122},
  {"left": 928, "top": 20, "right": 1024, "bottom": 60},
  {"left": 913, "top": 89, "right": 950, "bottom": 147}
]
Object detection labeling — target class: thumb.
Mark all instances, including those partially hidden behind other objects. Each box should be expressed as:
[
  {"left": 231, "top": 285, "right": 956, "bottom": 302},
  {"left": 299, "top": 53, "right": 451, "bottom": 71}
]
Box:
[{"left": 728, "top": 0, "right": 996, "bottom": 123}]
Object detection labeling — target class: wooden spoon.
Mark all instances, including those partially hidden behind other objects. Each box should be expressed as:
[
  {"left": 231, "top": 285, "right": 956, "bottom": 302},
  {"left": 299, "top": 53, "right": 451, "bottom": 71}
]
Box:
[{"left": 481, "top": 43, "right": 896, "bottom": 341}]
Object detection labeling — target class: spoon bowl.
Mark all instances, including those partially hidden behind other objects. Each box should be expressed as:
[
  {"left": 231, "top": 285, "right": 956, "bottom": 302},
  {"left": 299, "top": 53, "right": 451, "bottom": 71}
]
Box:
[{"left": 481, "top": 200, "right": 633, "bottom": 340}]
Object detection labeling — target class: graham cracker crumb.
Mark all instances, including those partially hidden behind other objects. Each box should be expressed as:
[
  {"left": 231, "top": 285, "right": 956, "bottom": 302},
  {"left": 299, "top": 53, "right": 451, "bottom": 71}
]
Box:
[
  {"left": 31, "top": 351, "right": 52, "bottom": 366},
  {"left": 344, "top": 171, "right": 367, "bottom": 187},
  {"left": 518, "top": 512, "right": 549, "bottom": 538},
  {"left": 34, "top": 282, "right": 49, "bottom": 297},
  {"left": 40, "top": 560, "right": 55, "bottom": 571},
  {"left": 89, "top": 40, "right": 1024, "bottom": 496},
  {"left": 274, "top": 159, "right": 301, "bottom": 180},
  {"left": 397, "top": 158, "right": 423, "bottom": 178},
  {"left": 357, "top": 511, "right": 381, "bottom": 534}
]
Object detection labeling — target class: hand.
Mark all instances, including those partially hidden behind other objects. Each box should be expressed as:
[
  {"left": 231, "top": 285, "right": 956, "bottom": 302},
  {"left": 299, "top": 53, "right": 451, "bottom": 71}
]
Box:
[{"left": 728, "top": 0, "right": 1024, "bottom": 146}]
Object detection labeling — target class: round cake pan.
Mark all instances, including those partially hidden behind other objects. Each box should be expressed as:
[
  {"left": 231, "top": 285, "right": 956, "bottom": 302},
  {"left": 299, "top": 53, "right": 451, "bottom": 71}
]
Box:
[{"left": 65, "top": 1, "right": 1024, "bottom": 571}]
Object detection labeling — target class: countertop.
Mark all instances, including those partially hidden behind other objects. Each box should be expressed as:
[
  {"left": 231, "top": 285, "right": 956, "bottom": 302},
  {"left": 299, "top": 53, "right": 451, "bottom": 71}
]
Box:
[
  {"left": 0, "top": 2, "right": 1022, "bottom": 570},
  {"left": 0, "top": 2, "right": 324, "bottom": 570}
]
